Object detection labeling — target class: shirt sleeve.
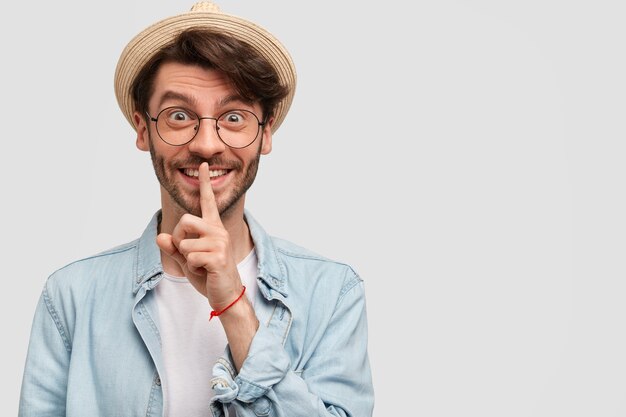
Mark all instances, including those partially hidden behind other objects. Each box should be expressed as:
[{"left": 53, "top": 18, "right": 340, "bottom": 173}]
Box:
[
  {"left": 18, "top": 283, "right": 71, "bottom": 417},
  {"left": 210, "top": 276, "right": 374, "bottom": 417}
]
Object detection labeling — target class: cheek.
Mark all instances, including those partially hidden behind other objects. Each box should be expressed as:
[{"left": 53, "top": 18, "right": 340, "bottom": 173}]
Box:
[
  {"left": 151, "top": 140, "right": 181, "bottom": 161},
  {"left": 240, "top": 149, "right": 262, "bottom": 166}
]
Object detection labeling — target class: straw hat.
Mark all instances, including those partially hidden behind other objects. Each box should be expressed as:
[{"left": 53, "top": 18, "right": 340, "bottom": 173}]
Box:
[{"left": 114, "top": 1, "right": 296, "bottom": 134}]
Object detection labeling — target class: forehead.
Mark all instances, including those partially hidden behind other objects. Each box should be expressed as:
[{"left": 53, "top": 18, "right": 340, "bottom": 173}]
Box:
[
  {"left": 152, "top": 61, "right": 230, "bottom": 96},
  {"left": 150, "top": 62, "right": 247, "bottom": 109}
]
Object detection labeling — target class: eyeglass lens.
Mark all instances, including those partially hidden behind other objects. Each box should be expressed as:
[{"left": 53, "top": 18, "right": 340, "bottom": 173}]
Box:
[{"left": 155, "top": 107, "right": 261, "bottom": 148}]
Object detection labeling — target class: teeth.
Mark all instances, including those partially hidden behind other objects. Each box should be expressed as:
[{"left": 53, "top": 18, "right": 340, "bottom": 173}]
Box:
[
  {"left": 183, "top": 168, "right": 227, "bottom": 178},
  {"left": 209, "top": 170, "right": 227, "bottom": 178}
]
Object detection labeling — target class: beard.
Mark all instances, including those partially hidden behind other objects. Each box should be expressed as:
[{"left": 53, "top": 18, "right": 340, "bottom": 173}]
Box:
[{"left": 147, "top": 130, "right": 262, "bottom": 218}]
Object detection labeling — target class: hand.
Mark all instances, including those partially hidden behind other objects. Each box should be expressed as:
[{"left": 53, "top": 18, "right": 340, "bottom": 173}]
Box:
[{"left": 156, "top": 162, "right": 243, "bottom": 311}]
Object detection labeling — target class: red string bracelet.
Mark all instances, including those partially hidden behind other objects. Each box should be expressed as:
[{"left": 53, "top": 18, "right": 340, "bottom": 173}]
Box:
[{"left": 209, "top": 286, "right": 246, "bottom": 321}]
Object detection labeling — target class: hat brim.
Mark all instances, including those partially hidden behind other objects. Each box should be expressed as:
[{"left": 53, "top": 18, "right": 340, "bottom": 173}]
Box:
[{"left": 114, "top": 10, "right": 296, "bottom": 134}]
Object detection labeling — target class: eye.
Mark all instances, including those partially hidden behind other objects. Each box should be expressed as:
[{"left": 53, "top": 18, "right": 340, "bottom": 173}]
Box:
[
  {"left": 172, "top": 111, "right": 188, "bottom": 121},
  {"left": 223, "top": 112, "right": 243, "bottom": 124},
  {"left": 167, "top": 108, "right": 193, "bottom": 122},
  {"left": 218, "top": 110, "right": 255, "bottom": 132},
  {"left": 159, "top": 107, "right": 198, "bottom": 128}
]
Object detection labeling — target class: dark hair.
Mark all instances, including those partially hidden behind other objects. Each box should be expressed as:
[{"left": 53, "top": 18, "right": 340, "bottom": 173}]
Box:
[{"left": 131, "top": 28, "right": 289, "bottom": 121}]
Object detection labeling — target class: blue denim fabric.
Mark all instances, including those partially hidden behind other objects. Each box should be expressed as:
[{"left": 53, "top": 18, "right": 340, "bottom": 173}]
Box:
[{"left": 19, "top": 211, "right": 374, "bottom": 417}]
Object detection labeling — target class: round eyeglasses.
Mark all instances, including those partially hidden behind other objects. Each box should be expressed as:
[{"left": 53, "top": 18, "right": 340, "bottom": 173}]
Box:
[{"left": 146, "top": 107, "right": 266, "bottom": 149}]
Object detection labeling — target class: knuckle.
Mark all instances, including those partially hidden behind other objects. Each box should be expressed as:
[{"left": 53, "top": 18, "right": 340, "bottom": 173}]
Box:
[
  {"left": 180, "top": 213, "right": 196, "bottom": 225},
  {"left": 186, "top": 252, "right": 202, "bottom": 267},
  {"left": 177, "top": 239, "right": 190, "bottom": 255},
  {"left": 214, "top": 253, "right": 229, "bottom": 269},
  {"left": 214, "top": 229, "right": 230, "bottom": 243}
]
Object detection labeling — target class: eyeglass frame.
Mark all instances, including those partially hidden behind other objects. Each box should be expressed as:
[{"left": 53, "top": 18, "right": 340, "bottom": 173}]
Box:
[{"left": 145, "top": 106, "right": 267, "bottom": 149}]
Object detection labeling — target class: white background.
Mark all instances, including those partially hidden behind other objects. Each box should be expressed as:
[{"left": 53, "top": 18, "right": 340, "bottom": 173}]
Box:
[{"left": 4, "top": 1, "right": 626, "bottom": 416}]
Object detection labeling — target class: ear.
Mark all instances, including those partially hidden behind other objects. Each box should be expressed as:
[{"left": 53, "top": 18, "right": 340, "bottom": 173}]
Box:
[
  {"left": 260, "top": 117, "right": 273, "bottom": 155},
  {"left": 134, "top": 111, "right": 150, "bottom": 152}
]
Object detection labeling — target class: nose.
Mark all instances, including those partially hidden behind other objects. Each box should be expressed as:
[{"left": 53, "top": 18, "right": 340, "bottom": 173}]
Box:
[{"left": 187, "top": 118, "right": 227, "bottom": 157}]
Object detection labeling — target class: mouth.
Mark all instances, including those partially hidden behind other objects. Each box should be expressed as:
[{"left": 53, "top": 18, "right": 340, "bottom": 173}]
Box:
[{"left": 181, "top": 168, "right": 230, "bottom": 179}]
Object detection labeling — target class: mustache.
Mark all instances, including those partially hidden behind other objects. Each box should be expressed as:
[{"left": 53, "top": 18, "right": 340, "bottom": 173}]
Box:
[{"left": 173, "top": 157, "right": 242, "bottom": 170}]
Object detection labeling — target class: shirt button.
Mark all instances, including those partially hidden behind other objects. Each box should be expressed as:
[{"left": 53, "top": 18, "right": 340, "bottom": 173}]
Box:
[{"left": 155, "top": 376, "right": 161, "bottom": 386}]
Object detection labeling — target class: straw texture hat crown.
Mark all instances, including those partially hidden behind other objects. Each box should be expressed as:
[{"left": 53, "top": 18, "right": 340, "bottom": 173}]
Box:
[{"left": 114, "top": 1, "right": 297, "bottom": 134}]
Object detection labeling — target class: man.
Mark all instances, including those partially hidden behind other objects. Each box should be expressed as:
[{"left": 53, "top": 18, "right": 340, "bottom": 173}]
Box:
[{"left": 19, "top": 2, "right": 373, "bottom": 416}]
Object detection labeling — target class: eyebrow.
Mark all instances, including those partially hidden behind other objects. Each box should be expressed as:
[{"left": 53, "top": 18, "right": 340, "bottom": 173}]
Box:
[
  {"left": 217, "top": 94, "right": 255, "bottom": 109},
  {"left": 156, "top": 91, "right": 255, "bottom": 112},
  {"left": 157, "top": 91, "right": 198, "bottom": 109}
]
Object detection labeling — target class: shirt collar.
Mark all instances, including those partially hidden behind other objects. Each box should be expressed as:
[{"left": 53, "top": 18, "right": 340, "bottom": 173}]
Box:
[
  {"left": 132, "top": 210, "right": 288, "bottom": 297},
  {"left": 244, "top": 209, "right": 288, "bottom": 297},
  {"left": 133, "top": 211, "right": 164, "bottom": 294}
]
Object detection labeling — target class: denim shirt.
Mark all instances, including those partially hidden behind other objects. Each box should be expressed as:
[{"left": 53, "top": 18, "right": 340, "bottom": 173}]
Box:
[{"left": 19, "top": 211, "right": 374, "bottom": 417}]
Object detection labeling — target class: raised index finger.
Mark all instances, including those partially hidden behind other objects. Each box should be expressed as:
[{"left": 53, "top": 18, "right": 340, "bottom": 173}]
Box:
[{"left": 199, "top": 162, "right": 221, "bottom": 223}]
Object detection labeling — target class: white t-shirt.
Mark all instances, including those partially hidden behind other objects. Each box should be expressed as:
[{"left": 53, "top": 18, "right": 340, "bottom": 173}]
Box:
[{"left": 155, "top": 249, "right": 259, "bottom": 417}]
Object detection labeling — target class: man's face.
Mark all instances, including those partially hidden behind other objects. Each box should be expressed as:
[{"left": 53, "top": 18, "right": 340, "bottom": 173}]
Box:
[{"left": 134, "top": 62, "right": 273, "bottom": 219}]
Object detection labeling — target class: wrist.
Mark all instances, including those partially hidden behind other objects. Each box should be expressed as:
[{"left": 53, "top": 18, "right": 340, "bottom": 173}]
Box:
[
  {"left": 218, "top": 295, "right": 258, "bottom": 325},
  {"left": 219, "top": 294, "right": 259, "bottom": 373},
  {"left": 209, "top": 285, "right": 247, "bottom": 321}
]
